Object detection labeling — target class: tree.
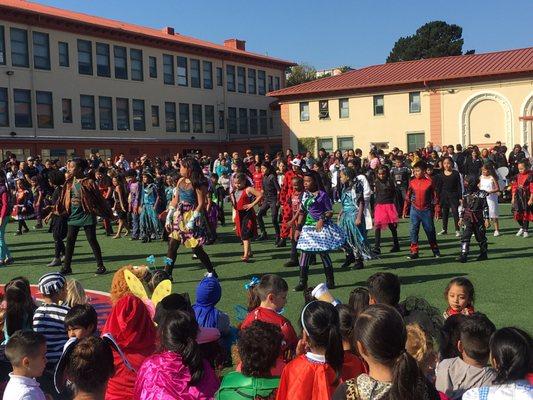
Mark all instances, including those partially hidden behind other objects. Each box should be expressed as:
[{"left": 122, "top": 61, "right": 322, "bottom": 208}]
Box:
[
  {"left": 286, "top": 64, "right": 317, "bottom": 87},
  {"left": 387, "top": 21, "right": 474, "bottom": 63}
]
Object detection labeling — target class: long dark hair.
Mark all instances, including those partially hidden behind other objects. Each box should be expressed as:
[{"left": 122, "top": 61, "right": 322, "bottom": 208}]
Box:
[
  {"left": 355, "top": 304, "right": 439, "bottom": 400},
  {"left": 159, "top": 310, "right": 203, "bottom": 385},
  {"left": 4, "top": 277, "right": 35, "bottom": 336},
  {"left": 180, "top": 157, "right": 207, "bottom": 189},
  {"left": 490, "top": 327, "right": 532, "bottom": 384},
  {"left": 261, "top": 161, "right": 274, "bottom": 177},
  {"left": 301, "top": 301, "right": 344, "bottom": 385}
]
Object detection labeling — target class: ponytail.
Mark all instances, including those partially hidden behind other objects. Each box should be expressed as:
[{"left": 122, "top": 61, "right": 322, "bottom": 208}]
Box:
[
  {"left": 325, "top": 321, "right": 344, "bottom": 385},
  {"left": 389, "top": 351, "right": 423, "bottom": 399}
]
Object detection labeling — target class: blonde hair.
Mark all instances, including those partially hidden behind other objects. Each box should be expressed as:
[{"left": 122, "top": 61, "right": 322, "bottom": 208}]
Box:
[
  {"left": 65, "top": 279, "right": 88, "bottom": 307},
  {"left": 405, "top": 323, "right": 437, "bottom": 378}
]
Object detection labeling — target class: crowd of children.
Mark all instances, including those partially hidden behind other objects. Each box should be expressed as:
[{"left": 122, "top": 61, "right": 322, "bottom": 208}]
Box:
[{"left": 0, "top": 269, "right": 529, "bottom": 400}]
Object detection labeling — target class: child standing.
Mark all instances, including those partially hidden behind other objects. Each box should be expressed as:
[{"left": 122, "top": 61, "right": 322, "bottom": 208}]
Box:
[
  {"left": 511, "top": 159, "right": 533, "bottom": 238},
  {"left": 403, "top": 161, "right": 440, "bottom": 259},
  {"left": 139, "top": 172, "right": 162, "bottom": 243},
  {"left": 125, "top": 170, "right": 141, "bottom": 241},
  {"left": 256, "top": 162, "right": 280, "bottom": 242},
  {"left": 443, "top": 277, "right": 475, "bottom": 319},
  {"left": 4, "top": 331, "right": 47, "bottom": 400},
  {"left": 295, "top": 171, "right": 346, "bottom": 291},
  {"left": 112, "top": 175, "right": 129, "bottom": 239},
  {"left": 252, "top": 162, "right": 264, "bottom": 192},
  {"left": 283, "top": 176, "right": 303, "bottom": 268},
  {"left": 457, "top": 175, "right": 490, "bottom": 263},
  {"left": 12, "top": 179, "right": 33, "bottom": 236},
  {"left": 479, "top": 164, "right": 501, "bottom": 236},
  {"left": 372, "top": 166, "right": 400, "bottom": 254},
  {"left": 338, "top": 168, "right": 374, "bottom": 270},
  {"left": 231, "top": 173, "right": 263, "bottom": 262},
  {"left": 30, "top": 176, "right": 44, "bottom": 229},
  {"left": 276, "top": 301, "right": 344, "bottom": 399},
  {"left": 43, "top": 170, "right": 67, "bottom": 267}
]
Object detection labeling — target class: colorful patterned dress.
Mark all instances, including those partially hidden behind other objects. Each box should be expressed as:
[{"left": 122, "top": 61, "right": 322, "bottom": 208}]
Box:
[
  {"left": 139, "top": 183, "right": 162, "bottom": 240},
  {"left": 170, "top": 185, "right": 208, "bottom": 248}
]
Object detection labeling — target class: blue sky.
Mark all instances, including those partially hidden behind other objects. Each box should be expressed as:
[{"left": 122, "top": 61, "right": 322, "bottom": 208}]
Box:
[{"left": 37, "top": 0, "right": 533, "bottom": 69}]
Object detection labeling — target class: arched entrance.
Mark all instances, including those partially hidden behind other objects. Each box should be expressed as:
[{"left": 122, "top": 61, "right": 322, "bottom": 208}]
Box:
[{"left": 520, "top": 92, "right": 533, "bottom": 149}]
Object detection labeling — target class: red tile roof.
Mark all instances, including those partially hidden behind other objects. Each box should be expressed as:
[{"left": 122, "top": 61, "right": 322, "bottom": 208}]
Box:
[
  {"left": 0, "top": 0, "right": 295, "bottom": 68},
  {"left": 268, "top": 47, "right": 533, "bottom": 99}
]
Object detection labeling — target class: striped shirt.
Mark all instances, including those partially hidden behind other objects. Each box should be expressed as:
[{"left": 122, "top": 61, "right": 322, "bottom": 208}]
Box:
[{"left": 32, "top": 303, "right": 70, "bottom": 365}]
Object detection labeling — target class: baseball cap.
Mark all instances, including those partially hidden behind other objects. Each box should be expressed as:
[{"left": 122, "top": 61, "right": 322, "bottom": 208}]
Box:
[{"left": 290, "top": 158, "right": 302, "bottom": 167}]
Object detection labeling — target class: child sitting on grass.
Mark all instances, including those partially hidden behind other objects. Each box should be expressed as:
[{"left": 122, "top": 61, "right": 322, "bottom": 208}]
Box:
[
  {"left": 435, "top": 313, "right": 497, "bottom": 399},
  {"left": 443, "top": 277, "right": 475, "bottom": 319},
  {"left": 65, "top": 304, "right": 98, "bottom": 340},
  {"left": 4, "top": 331, "right": 48, "bottom": 400}
]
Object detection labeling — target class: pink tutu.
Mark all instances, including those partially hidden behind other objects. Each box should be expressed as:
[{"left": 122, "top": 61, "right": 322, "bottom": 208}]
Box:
[{"left": 374, "top": 203, "right": 398, "bottom": 230}]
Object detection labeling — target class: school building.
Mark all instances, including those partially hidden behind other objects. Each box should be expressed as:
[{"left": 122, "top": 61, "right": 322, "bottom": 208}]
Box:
[
  {"left": 268, "top": 48, "right": 533, "bottom": 155},
  {"left": 0, "top": 0, "right": 295, "bottom": 162}
]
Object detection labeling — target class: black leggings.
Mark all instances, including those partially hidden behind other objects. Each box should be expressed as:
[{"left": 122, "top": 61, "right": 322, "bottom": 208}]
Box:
[
  {"left": 64, "top": 224, "right": 104, "bottom": 269},
  {"left": 257, "top": 200, "right": 280, "bottom": 236},
  {"left": 17, "top": 220, "right": 28, "bottom": 232},
  {"left": 441, "top": 195, "right": 460, "bottom": 232},
  {"left": 166, "top": 238, "right": 214, "bottom": 273},
  {"left": 374, "top": 223, "right": 399, "bottom": 249}
]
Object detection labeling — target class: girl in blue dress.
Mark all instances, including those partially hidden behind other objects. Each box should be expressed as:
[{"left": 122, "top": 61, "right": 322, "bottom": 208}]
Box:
[
  {"left": 338, "top": 168, "right": 375, "bottom": 270},
  {"left": 139, "top": 172, "right": 162, "bottom": 242}
]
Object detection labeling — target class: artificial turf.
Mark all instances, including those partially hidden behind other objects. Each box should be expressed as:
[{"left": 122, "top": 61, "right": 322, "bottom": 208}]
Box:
[{"left": 0, "top": 203, "right": 531, "bottom": 333}]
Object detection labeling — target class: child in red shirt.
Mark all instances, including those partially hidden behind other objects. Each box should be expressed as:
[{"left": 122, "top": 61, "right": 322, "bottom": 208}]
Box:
[
  {"left": 252, "top": 163, "right": 264, "bottom": 192},
  {"left": 511, "top": 159, "right": 533, "bottom": 237}
]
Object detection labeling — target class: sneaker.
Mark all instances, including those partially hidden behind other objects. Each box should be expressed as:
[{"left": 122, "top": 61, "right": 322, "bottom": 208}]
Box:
[
  {"left": 353, "top": 259, "right": 364, "bottom": 270},
  {"left": 283, "top": 260, "right": 299, "bottom": 268},
  {"left": 95, "top": 266, "right": 107, "bottom": 275},
  {"left": 455, "top": 231, "right": 461, "bottom": 237},
  {"left": 523, "top": 231, "right": 529, "bottom": 238},
  {"left": 14, "top": 231, "right": 22, "bottom": 236},
  {"left": 437, "top": 230, "right": 447, "bottom": 235},
  {"left": 4, "top": 258, "right": 14, "bottom": 265},
  {"left": 516, "top": 228, "right": 524, "bottom": 237},
  {"left": 407, "top": 253, "right": 419, "bottom": 260},
  {"left": 60, "top": 266, "right": 73, "bottom": 275},
  {"left": 433, "top": 251, "right": 441, "bottom": 258},
  {"left": 493, "top": 231, "right": 501, "bottom": 237},
  {"left": 476, "top": 253, "right": 488, "bottom": 261},
  {"left": 47, "top": 258, "right": 62, "bottom": 267},
  {"left": 456, "top": 254, "right": 468, "bottom": 263}
]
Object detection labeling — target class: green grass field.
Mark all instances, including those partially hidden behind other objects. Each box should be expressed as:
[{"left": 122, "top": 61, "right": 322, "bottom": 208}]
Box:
[{"left": 0, "top": 203, "right": 531, "bottom": 333}]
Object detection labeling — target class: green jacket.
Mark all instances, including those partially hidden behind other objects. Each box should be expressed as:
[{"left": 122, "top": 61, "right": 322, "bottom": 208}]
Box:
[{"left": 216, "top": 372, "right": 279, "bottom": 400}]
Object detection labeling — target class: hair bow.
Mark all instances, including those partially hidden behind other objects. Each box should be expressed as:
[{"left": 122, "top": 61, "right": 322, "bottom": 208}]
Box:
[
  {"left": 244, "top": 276, "right": 260, "bottom": 290},
  {"left": 146, "top": 255, "right": 156, "bottom": 267},
  {"left": 164, "top": 257, "right": 173, "bottom": 267}
]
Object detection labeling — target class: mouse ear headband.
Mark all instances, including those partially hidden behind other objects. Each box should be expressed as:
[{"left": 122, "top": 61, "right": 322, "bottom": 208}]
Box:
[{"left": 54, "top": 334, "right": 135, "bottom": 394}]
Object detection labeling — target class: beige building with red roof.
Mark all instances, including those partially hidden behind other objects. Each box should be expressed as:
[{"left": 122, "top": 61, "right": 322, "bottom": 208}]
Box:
[
  {"left": 0, "top": 0, "right": 294, "bottom": 161},
  {"left": 268, "top": 48, "right": 533, "bottom": 154}
]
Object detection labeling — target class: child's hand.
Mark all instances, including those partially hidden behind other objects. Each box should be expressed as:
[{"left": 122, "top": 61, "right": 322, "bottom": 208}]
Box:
[
  {"left": 485, "top": 219, "right": 490, "bottom": 228},
  {"left": 316, "top": 219, "right": 324, "bottom": 232},
  {"left": 355, "top": 217, "right": 362, "bottom": 226},
  {"left": 165, "top": 223, "right": 172, "bottom": 233},
  {"left": 242, "top": 204, "right": 253, "bottom": 211},
  {"left": 295, "top": 338, "right": 308, "bottom": 357},
  {"left": 528, "top": 198, "right": 533, "bottom": 206},
  {"left": 458, "top": 218, "right": 463, "bottom": 227},
  {"left": 402, "top": 212, "right": 408, "bottom": 219}
]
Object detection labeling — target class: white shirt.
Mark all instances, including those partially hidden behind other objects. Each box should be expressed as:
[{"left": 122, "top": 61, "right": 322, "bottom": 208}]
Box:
[
  {"left": 329, "top": 164, "right": 345, "bottom": 187},
  {"left": 3, "top": 374, "right": 47, "bottom": 400},
  {"left": 463, "top": 381, "right": 533, "bottom": 400}
]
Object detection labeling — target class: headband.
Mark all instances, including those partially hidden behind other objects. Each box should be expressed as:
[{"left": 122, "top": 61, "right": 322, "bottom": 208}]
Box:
[{"left": 300, "top": 300, "right": 318, "bottom": 336}]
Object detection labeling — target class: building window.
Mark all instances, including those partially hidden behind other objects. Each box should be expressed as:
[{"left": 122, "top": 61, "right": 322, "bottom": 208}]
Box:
[
  {"left": 407, "top": 132, "right": 425, "bottom": 153},
  {"left": 237, "top": 67, "right": 246, "bottom": 93},
  {"left": 268, "top": 75, "right": 274, "bottom": 92},
  {"left": 249, "top": 109, "right": 258, "bottom": 135},
  {"left": 0, "top": 88, "right": 8, "bottom": 127},
  {"left": 238, "top": 108, "right": 248, "bottom": 135},
  {"left": 409, "top": 92, "right": 421, "bottom": 113},
  {"left": 80, "top": 95, "right": 95, "bottom": 130},
  {"left": 130, "top": 49, "right": 143, "bottom": 81},
  {"left": 98, "top": 96, "right": 113, "bottom": 130},
  {"left": 114, "top": 46, "right": 128, "bottom": 79},
  {"left": 247, "top": 69, "right": 256, "bottom": 94},
  {"left": 62, "top": 98, "right": 72, "bottom": 123},
  {"left": 227, "top": 107, "right": 237, "bottom": 134},
  {"left": 163, "top": 54, "right": 174, "bottom": 85},
  {"left": 96, "top": 43, "right": 110, "bottom": 77},
  {"left": 300, "top": 102, "right": 309, "bottom": 121},
  {"left": 14, "top": 89, "right": 32, "bottom": 127},
  {"left": 152, "top": 105, "right": 160, "bottom": 127},
  {"left": 338, "top": 137, "right": 353, "bottom": 151},
  {"left": 177, "top": 56, "right": 188, "bottom": 86},
  {"left": 164, "top": 102, "right": 176, "bottom": 132},
  {"left": 218, "top": 110, "right": 225, "bottom": 130},
  {"left": 216, "top": 67, "right": 223, "bottom": 86},
  {"left": 132, "top": 99, "right": 145, "bottom": 131},
  {"left": 0, "top": 27, "right": 5, "bottom": 65},
  {"left": 58, "top": 42, "right": 69, "bottom": 67},
  {"left": 116, "top": 98, "right": 130, "bottom": 130},
  {"left": 373, "top": 95, "right": 384, "bottom": 116},
  {"left": 190, "top": 59, "right": 200, "bottom": 88},
  {"left": 274, "top": 76, "right": 280, "bottom": 91},
  {"left": 260, "top": 110, "right": 267, "bottom": 135},
  {"left": 36, "top": 91, "right": 53, "bottom": 128},
  {"left": 339, "top": 98, "right": 349, "bottom": 118},
  {"left": 317, "top": 138, "right": 333, "bottom": 154},
  {"left": 10, "top": 28, "right": 29, "bottom": 67},
  {"left": 149, "top": 56, "right": 157, "bottom": 78},
  {"left": 205, "top": 105, "right": 214, "bottom": 133},
  {"left": 202, "top": 61, "right": 213, "bottom": 89},
  {"left": 226, "top": 65, "right": 235, "bottom": 92},
  {"left": 319, "top": 100, "right": 329, "bottom": 119},
  {"left": 192, "top": 104, "right": 202, "bottom": 133},
  {"left": 32, "top": 32, "right": 50, "bottom": 70},
  {"left": 258, "top": 70, "right": 266, "bottom": 95},
  {"left": 179, "top": 103, "right": 190, "bottom": 132},
  {"left": 77, "top": 39, "right": 92, "bottom": 75}
]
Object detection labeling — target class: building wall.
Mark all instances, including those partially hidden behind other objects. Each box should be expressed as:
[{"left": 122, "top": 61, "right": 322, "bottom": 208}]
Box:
[
  {"left": 0, "top": 18, "right": 286, "bottom": 157},
  {"left": 280, "top": 78, "right": 533, "bottom": 154}
]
